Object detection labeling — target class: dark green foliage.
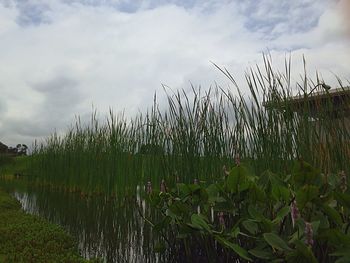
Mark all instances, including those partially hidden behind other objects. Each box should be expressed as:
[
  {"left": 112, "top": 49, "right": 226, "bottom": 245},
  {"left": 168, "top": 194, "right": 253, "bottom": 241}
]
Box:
[{"left": 146, "top": 161, "right": 350, "bottom": 262}]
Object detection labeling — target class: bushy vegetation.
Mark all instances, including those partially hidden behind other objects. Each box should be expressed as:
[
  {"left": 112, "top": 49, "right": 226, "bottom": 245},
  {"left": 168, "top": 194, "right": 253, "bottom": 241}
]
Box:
[{"left": 145, "top": 159, "right": 350, "bottom": 262}]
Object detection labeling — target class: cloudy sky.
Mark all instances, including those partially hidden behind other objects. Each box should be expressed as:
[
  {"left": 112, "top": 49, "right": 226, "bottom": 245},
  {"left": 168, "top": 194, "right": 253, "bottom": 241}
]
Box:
[{"left": 0, "top": 0, "right": 349, "bottom": 147}]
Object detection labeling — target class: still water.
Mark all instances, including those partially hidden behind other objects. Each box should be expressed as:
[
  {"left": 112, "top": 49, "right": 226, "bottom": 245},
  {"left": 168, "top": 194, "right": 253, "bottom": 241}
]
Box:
[{"left": 4, "top": 181, "right": 162, "bottom": 263}]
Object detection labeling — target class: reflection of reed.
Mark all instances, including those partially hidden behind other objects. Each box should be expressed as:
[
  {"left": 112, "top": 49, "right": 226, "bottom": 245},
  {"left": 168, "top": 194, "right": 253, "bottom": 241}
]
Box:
[{"left": 13, "top": 186, "right": 159, "bottom": 263}]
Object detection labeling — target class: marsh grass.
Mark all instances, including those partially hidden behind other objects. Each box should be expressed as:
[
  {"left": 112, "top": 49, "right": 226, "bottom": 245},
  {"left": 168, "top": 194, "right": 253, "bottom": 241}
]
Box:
[{"left": 29, "top": 56, "right": 349, "bottom": 196}]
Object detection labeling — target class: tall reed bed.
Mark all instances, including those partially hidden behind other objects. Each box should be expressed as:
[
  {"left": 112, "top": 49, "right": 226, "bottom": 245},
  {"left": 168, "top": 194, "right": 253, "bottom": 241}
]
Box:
[{"left": 29, "top": 56, "right": 350, "bottom": 196}]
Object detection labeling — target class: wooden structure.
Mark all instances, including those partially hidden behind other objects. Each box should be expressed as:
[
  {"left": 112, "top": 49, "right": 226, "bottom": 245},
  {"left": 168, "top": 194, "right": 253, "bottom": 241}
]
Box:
[
  {"left": 265, "top": 85, "right": 350, "bottom": 170},
  {"left": 0, "top": 142, "right": 8, "bottom": 154},
  {"left": 284, "top": 86, "right": 350, "bottom": 119}
]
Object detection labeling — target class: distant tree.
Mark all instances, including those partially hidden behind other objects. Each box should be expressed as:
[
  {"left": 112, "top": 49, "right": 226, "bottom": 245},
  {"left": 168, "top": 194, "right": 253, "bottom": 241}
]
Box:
[
  {"left": 15, "top": 144, "right": 28, "bottom": 155},
  {"left": 21, "top": 144, "right": 28, "bottom": 155}
]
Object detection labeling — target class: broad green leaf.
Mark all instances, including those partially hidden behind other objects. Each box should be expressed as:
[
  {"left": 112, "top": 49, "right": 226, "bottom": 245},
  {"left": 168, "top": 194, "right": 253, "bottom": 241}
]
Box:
[
  {"left": 330, "top": 248, "right": 350, "bottom": 263},
  {"left": 334, "top": 192, "right": 350, "bottom": 208},
  {"left": 149, "top": 191, "right": 162, "bottom": 207},
  {"left": 227, "top": 165, "right": 251, "bottom": 193},
  {"left": 230, "top": 226, "right": 240, "bottom": 238},
  {"left": 249, "top": 248, "right": 273, "bottom": 259},
  {"left": 318, "top": 229, "right": 350, "bottom": 247},
  {"left": 263, "top": 233, "right": 292, "bottom": 251},
  {"left": 248, "top": 205, "right": 266, "bottom": 221},
  {"left": 313, "top": 212, "right": 329, "bottom": 229},
  {"left": 311, "top": 221, "right": 320, "bottom": 236},
  {"left": 273, "top": 206, "right": 290, "bottom": 224},
  {"left": 322, "top": 204, "right": 342, "bottom": 226},
  {"left": 190, "top": 214, "right": 211, "bottom": 232},
  {"left": 215, "top": 236, "right": 252, "bottom": 261},
  {"left": 258, "top": 170, "right": 284, "bottom": 192},
  {"left": 206, "top": 183, "right": 219, "bottom": 198},
  {"left": 242, "top": 220, "right": 259, "bottom": 235},
  {"left": 272, "top": 185, "right": 290, "bottom": 202},
  {"left": 169, "top": 201, "right": 190, "bottom": 217},
  {"left": 177, "top": 183, "right": 190, "bottom": 198},
  {"left": 293, "top": 240, "right": 317, "bottom": 263},
  {"left": 292, "top": 160, "right": 321, "bottom": 187},
  {"left": 250, "top": 183, "right": 266, "bottom": 202},
  {"left": 199, "top": 188, "right": 209, "bottom": 204},
  {"left": 214, "top": 200, "right": 234, "bottom": 212},
  {"left": 296, "top": 185, "right": 319, "bottom": 209},
  {"left": 188, "top": 184, "right": 201, "bottom": 193}
]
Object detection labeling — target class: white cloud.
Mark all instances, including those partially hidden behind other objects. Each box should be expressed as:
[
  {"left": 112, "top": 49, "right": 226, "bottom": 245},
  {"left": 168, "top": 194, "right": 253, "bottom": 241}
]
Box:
[{"left": 0, "top": 0, "right": 349, "bottom": 147}]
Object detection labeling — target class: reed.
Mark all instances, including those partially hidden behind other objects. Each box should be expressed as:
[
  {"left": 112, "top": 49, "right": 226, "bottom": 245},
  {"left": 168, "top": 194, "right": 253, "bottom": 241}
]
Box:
[{"left": 29, "top": 55, "right": 350, "bottom": 196}]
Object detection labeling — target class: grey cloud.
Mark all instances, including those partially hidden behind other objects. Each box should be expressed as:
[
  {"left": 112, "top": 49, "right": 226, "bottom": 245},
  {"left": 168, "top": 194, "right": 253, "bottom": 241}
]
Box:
[
  {"left": 239, "top": 0, "right": 328, "bottom": 39},
  {"left": 0, "top": 97, "right": 7, "bottom": 114},
  {"left": 31, "top": 74, "right": 83, "bottom": 120},
  {"left": 1, "top": 74, "right": 85, "bottom": 146},
  {"left": 3, "top": 0, "right": 52, "bottom": 26},
  {"left": 0, "top": 0, "right": 349, "bottom": 149}
]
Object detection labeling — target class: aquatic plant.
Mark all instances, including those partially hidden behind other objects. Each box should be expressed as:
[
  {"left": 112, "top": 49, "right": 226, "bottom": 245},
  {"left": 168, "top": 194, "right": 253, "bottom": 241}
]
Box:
[
  {"left": 29, "top": 55, "right": 350, "bottom": 196},
  {"left": 145, "top": 160, "right": 350, "bottom": 262}
]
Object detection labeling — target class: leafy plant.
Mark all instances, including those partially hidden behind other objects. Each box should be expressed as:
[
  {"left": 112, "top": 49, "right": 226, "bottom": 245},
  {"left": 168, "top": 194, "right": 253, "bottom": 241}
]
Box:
[{"left": 145, "top": 160, "right": 350, "bottom": 262}]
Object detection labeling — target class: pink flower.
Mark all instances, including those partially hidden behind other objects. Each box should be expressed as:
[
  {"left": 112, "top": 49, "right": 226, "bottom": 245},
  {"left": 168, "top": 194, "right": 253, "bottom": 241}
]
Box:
[
  {"left": 304, "top": 222, "right": 314, "bottom": 246},
  {"left": 291, "top": 200, "right": 300, "bottom": 228}
]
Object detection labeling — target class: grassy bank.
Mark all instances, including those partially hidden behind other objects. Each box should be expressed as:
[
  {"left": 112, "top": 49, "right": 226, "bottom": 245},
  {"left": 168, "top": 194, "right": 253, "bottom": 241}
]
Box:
[{"left": 0, "top": 187, "right": 89, "bottom": 263}]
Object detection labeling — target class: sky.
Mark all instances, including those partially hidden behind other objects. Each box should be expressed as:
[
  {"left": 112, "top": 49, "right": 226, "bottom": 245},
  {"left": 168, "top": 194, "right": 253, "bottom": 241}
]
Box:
[{"left": 0, "top": 0, "right": 349, "bottom": 147}]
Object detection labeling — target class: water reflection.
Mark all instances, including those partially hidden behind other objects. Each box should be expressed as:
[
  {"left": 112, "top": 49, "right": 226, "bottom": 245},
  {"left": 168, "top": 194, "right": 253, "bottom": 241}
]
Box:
[{"left": 11, "top": 185, "right": 159, "bottom": 263}]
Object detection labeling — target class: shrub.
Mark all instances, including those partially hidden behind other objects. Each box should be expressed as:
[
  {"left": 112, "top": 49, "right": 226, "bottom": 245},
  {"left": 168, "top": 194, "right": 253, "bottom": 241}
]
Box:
[{"left": 145, "top": 160, "right": 350, "bottom": 262}]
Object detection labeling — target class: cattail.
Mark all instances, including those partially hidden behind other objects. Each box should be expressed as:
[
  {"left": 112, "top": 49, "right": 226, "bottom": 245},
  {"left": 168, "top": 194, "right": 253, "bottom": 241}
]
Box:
[
  {"left": 339, "top": 171, "right": 347, "bottom": 193},
  {"left": 218, "top": 212, "right": 225, "bottom": 228},
  {"left": 304, "top": 222, "right": 314, "bottom": 246},
  {"left": 146, "top": 181, "right": 152, "bottom": 194},
  {"left": 160, "top": 179, "right": 167, "bottom": 193},
  {"left": 222, "top": 165, "right": 229, "bottom": 176},
  {"left": 291, "top": 200, "right": 300, "bottom": 228}
]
